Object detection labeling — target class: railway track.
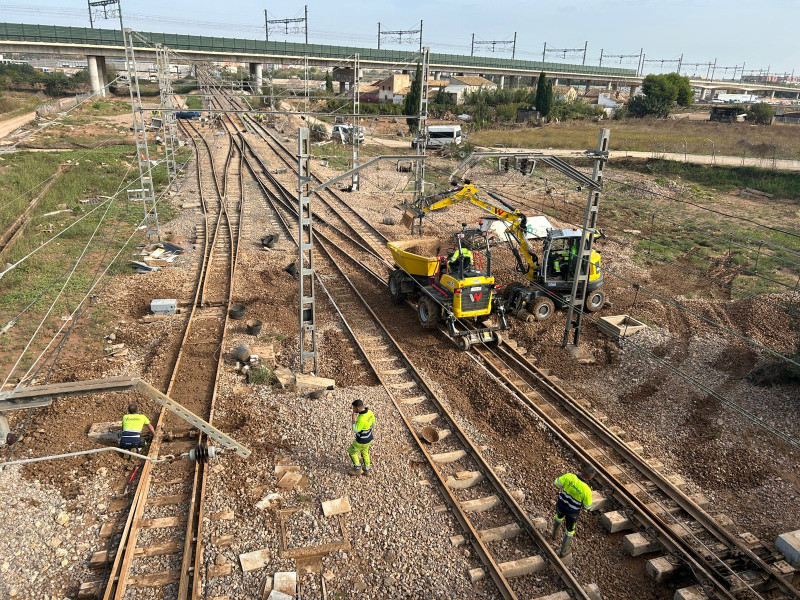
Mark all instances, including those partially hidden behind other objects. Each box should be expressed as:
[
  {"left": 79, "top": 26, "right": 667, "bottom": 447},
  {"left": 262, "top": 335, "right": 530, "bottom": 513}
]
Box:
[
  {"left": 96, "top": 115, "right": 243, "bottom": 600},
  {"left": 472, "top": 342, "right": 800, "bottom": 600},
  {"left": 225, "top": 96, "right": 798, "bottom": 600},
  {"left": 209, "top": 102, "right": 598, "bottom": 600}
]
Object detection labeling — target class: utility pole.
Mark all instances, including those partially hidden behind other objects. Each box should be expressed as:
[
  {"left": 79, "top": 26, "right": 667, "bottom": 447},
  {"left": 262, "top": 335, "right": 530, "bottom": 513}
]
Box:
[
  {"left": 378, "top": 20, "right": 423, "bottom": 51},
  {"left": 677, "top": 53, "right": 683, "bottom": 74},
  {"left": 88, "top": 0, "right": 123, "bottom": 31},
  {"left": 297, "top": 128, "right": 317, "bottom": 374},
  {"left": 582, "top": 40, "right": 588, "bottom": 66},
  {"left": 351, "top": 53, "right": 360, "bottom": 191},
  {"left": 599, "top": 48, "right": 604, "bottom": 67},
  {"left": 562, "top": 129, "right": 610, "bottom": 350},
  {"left": 542, "top": 42, "right": 546, "bottom": 64},
  {"left": 265, "top": 6, "right": 308, "bottom": 43},
  {"left": 637, "top": 49, "right": 644, "bottom": 76},
  {"left": 123, "top": 28, "right": 160, "bottom": 243},
  {"left": 709, "top": 58, "right": 717, "bottom": 80},
  {"left": 156, "top": 44, "right": 179, "bottom": 193},
  {"left": 471, "top": 32, "right": 517, "bottom": 58},
  {"left": 413, "top": 47, "right": 430, "bottom": 204}
]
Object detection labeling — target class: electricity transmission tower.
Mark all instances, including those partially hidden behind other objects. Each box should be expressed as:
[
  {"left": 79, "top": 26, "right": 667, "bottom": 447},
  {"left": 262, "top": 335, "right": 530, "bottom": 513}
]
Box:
[
  {"left": 123, "top": 28, "right": 160, "bottom": 243},
  {"left": 156, "top": 45, "right": 179, "bottom": 193},
  {"left": 377, "top": 20, "right": 423, "bottom": 52},
  {"left": 542, "top": 41, "right": 588, "bottom": 65},
  {"left": 265, "top": 6, "right": 308, "bottom": 43},
  {"left": 87, "top": 0, "right": 123, "bottom": 30},
  {"left": 471, "top": 33, "right": 517, "bottom": 58}
]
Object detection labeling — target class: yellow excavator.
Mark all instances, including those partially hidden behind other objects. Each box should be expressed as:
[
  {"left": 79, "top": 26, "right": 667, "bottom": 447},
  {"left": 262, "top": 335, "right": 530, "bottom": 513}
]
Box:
[{"left": 403, "top": 183, "right": 606, "bottom": 322}]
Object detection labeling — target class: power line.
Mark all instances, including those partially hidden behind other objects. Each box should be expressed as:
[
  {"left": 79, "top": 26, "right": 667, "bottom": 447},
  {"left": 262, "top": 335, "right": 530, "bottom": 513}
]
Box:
[
  {"left": 471, "top": 32, "right": 516, "bottom": 59},
  {"left": 377, "top": 20, "right": 423, "bottom": 52},
  {"left": 264, "top": 4, "right": 308, "bottom": 44}
]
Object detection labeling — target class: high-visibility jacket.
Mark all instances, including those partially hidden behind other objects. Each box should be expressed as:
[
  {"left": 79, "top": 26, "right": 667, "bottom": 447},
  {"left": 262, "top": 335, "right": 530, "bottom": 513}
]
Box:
[
  {"left": 121, "top": 413, "right": 150, "bottom": 445},
  {"left": 352, "top": 409, "right": 375, "bottom": 444},
  {"left": 554, "top": 473, "right": 592, "bottom": 513},
  {"left": 449, "top": 247, "right": 473, "bottom": 264}
]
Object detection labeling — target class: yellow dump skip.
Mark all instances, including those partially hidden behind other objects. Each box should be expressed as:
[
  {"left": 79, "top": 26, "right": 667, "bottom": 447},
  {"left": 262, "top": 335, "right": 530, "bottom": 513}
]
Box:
[{"left": 387, "top": 238, "right": 441, "bottom": 277}]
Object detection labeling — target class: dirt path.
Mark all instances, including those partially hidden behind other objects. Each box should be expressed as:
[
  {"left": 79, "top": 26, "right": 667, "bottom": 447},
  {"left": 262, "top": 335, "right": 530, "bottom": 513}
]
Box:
[
  {"left": 0, "top": 110, "right": 36, "bottom": 140},
  {"left": 485, "top": 146, "right": 800, "bottom": 171}
]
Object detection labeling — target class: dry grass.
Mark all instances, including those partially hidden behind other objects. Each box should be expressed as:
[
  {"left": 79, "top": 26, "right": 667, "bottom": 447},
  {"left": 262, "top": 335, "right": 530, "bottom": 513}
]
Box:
[{"left": 470, "top": 118, "right": 800, "bottom": 160}]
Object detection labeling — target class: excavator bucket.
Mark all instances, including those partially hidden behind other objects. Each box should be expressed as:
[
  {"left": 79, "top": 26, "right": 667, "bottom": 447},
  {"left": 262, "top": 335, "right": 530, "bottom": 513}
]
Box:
[{"left": 400, "top": 209, "right": 417, "bottom": 229}]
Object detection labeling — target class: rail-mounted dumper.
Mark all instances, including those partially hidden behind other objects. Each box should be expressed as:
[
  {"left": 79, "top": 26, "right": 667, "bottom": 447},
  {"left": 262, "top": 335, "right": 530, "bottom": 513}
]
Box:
[{"left": 387, "top": 225, "right": 508, "bottom": 350}]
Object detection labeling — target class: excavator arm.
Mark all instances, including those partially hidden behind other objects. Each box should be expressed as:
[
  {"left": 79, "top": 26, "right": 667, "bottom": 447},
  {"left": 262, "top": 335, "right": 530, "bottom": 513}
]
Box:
[{"left": 411, "top": 184, "right": 542, "bottom": 282}]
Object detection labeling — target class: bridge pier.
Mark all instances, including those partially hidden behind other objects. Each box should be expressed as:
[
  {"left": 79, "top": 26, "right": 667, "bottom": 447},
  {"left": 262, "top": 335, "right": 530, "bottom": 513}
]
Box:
[
  {"left": 499, "top": 75, "right": 505, "bottom": 89},
  {"left": 87, "top": 55, "right": 108, "bottom": 98},
  {"left": 249, "top": 63, "right": 263, "bottom": 95}
]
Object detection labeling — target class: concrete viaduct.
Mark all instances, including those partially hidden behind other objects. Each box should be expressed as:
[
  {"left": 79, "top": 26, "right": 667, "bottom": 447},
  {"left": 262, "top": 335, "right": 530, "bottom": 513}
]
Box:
[{"left": 1, "top": 22, "right": 798, "bottom": 101}]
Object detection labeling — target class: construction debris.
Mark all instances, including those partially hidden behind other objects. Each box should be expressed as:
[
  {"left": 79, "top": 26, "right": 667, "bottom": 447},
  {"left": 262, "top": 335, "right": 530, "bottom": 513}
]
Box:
[{"left": 321, "top": 496, "right": 351, "bottom": 518}]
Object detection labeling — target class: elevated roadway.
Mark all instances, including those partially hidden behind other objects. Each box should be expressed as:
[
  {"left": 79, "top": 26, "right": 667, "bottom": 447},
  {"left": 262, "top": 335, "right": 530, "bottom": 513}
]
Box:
[{"left": 1, "top": 22, "right": 798, "bottom": 101}]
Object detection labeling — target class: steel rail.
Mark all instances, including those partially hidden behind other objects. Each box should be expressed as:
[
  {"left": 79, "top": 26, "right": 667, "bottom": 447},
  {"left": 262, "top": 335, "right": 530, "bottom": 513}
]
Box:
[
  {"left": 475, "top": 342, "right": 799, "bottom": 600},
  {"left": 101, "top": 116, "right": 237, "bottom": 600},
  {"left": 233, "top": 109, "right": 796, "bottom": 599},
  {"left": 230, "top": 110, "right": 593, "bottom": 600}
]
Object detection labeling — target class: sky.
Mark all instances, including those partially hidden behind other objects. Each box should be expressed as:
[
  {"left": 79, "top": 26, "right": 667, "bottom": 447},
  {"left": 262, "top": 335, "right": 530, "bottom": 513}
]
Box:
[{"left": 3, "top": 1, "right": 799, "bottom": 75}]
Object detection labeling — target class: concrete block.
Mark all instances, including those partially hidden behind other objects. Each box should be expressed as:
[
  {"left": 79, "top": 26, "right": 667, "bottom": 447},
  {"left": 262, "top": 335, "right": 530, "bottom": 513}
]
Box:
[
  {"left": 321, "top": 497, "right": 351, "bottom": 518},
  {"left": 608, "top": 425, "right": 626, "bottom": 438},
  {"left": 479, "top": 523, "right": 522, "bottom": 543},
  {"left": 626, "top": 440, "right": 644, "bottom": 454},
  {"left": 600, "top": 510, "right": 634, "bottom": 533},
  {"left": 599, "top": 314, "right": 647, "bottom": 337},
  {"left": 585, "top": 583, "right": 602, "bottom": 600},
  {"left": 589, "top": 491, "right": 611, "bottom": 512},
  {"left": 239, "top": 549, "right": 270, "bottom": 572},
  {"left": 775, "top": 530, "right": 800, "bottom": 567},
  {"left": 445, "top": 471, "right": 484, "bottom": 489},
  {"left": 666, "top": 473, "right": 686, "bottom": 490},
  {"left": 410, "top": 412, "right": 439, "bottom": 424},
  {"left": 532, "top": 592, "right": 570, "bottom": 600},
  {"left": 432, "top": 450, "right": 466, "bottom": 464},
  {"left": 674, "top": 585, "right": 707, "bottom": 600},
  {"left": 273, "top": 571, "right": 297, "bottom": 596},
  {"left": 647, "top": 556, "right": 679, "bottom": 582},
  {"left": 450, "top": 534, "right": 466, "bottom": 547},
  {"left": 499, "top": 555, "right": 546, "bottom": 579},
  {"left": 462, "top": 495, "right": 501, "bottom": 513},
  {"left": 622, "top": 532, "right": 661, "bottom": 556},
  {"left": 468, "top": 567, "right": 485, "bottom": 583},
  {"left": 267, "top": 592, "right": 292, "bottom": 600}
]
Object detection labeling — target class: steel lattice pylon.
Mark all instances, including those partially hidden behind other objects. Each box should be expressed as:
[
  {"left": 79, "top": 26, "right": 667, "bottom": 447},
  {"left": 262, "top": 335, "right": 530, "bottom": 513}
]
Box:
[
  {"left": 413, "top": 47, "right": 430, "bottom": 203},
  {"left": 123, "top": 27, "right": 160, "bottom": 243},
  {"left": 156, "top": 44, "right": 179, "bottom": 193}
]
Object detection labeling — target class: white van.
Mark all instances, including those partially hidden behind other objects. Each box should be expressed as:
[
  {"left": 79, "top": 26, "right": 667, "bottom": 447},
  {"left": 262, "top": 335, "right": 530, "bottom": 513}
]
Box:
[
  {"left": 412, "top": 125, "right": 463, "bottom": 149},
  {"left": 331, "top": 123, "right": 365, "bottom": 143}
]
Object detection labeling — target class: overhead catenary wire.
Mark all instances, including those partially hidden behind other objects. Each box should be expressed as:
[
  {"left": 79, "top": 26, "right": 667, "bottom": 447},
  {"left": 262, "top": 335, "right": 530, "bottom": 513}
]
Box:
[{"left": 417, "top": 206, "right": 800, "bottom": 449}]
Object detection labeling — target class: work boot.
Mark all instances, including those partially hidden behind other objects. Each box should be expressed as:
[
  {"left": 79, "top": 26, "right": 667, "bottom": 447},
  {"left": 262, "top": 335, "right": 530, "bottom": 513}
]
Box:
[
  {"left": 348, "top": 465, "right": 362, "bottom": 476},
  {"left": 559, "top": 532, "right": 574, "bottom": 557},
  {"left": 363, "top": 467, "right": 372, "bottom": 477},
  {"left": 551, "top": 519, "right": 562, "bottom": 540}
]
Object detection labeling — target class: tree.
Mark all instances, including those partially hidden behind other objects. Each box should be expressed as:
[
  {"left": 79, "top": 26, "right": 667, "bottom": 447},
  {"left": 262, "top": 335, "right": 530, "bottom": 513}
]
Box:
[
  {"left": 534, "top": 71, "right": 554, "bottom": 117},
  {"left": 746, "top": 102, "right": 774, "bottom": 125},
  {"left": 628, "top": 94, "right": 672, "bottom": 118},
  {"left": 325, "top": 71, "right": 334, "bottom": 94},
  {"left": 664, "top": 72, "right": 693, "bottom": 106},
  {"left": 44, "top": 72, "right": 70, "bottom": 96},
  {"left": 403, "top": 62, "right": 422, "bottom": 132}
]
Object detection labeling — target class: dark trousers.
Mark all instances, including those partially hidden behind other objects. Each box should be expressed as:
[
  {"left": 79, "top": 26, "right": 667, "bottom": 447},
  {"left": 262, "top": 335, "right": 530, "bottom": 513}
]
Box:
[{"left": 555, "top": 497, "right": 581, "bottom": 534}]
